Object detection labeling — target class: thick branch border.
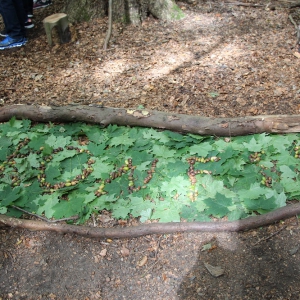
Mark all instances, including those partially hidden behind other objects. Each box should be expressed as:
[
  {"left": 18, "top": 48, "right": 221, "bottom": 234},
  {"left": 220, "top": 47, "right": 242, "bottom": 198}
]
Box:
[
  {"left": 1, "top": 104, "right": 300, "bottom": 136},
  {"left": 1, "top": 203, "right": 300, "bottom": 238}
]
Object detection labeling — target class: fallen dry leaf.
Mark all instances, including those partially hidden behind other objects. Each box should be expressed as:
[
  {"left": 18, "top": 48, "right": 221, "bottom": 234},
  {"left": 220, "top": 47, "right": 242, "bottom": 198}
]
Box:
[
  {"left": 293, "top": 52, "right": 300, "bottom": 59},
  {"left": 138, "top": 256, "right": 148, "bottom": 267},
  {"left": 204, "top": 262, "right": 225, "bottom": 277},
  {"left": 100, "top": 249, "right": 107, "bottom": 257},
  {"left": 121, "top": 247, "right": 130, "bottom": 257}
]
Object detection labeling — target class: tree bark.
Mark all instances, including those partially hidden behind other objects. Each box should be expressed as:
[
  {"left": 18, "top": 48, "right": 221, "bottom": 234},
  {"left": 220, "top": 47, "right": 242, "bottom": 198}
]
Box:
[
  {"left": 1, "top": 104, "right": 300, "bottom": 136},
  {"left": 1, "top": 202, "right": 300, "bottom": 238},
  {"left": 63, "top": 0, "right": 184, "bottom": 24}
]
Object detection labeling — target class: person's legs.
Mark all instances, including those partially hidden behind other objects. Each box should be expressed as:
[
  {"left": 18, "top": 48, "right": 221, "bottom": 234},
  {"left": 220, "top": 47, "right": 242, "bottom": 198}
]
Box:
[
  {"left": 27, "top": 0, "right": 33, "bottom": 17},
  {"left": 0, "top": 0, "right": 26, "bottom": 40},
  {"left": 23, "top": 0, "right": 33, "bottom": 17}
]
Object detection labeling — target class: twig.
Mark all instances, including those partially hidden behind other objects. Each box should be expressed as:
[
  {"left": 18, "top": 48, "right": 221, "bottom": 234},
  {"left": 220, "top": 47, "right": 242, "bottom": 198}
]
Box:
[
  {"left": 154, "top": 236, "right": 162, "bottom": 259},
  {"left": 10, "top": 205, "right": 78, "bottom": 223},
  {"left": 288, "top": 14, "right": 300, "bottom": 47},
  {"left": 253, "top": 225, "right": 287, "bottom": 246},
  {"left": 289, "top": 14, "right": 298, "bottom": 30},
  {"left": 103, "top": 0, "right": 113, "bottom": 50},
  {"left": 225, "top": 1, "right": 263, "bottom": 7},
  {"left": 141, "top": 260, "right": 160, "bottom": 277}
]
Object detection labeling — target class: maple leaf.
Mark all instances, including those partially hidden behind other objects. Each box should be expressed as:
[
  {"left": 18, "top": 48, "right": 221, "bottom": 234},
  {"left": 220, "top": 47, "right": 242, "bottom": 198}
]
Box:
[
  {"left": 0, "top": 186, "right": 22, "bottom": 206},
  {"left": 109, "top": 134, "right": 135, "bottom": 147},
  {"left": 204, "top": 193, "right": 232, "bottom": 218},
  {"left": 243, "top": 137, "right": 262, "bottom": 152},
  {"left": 160, "top": 176, "right": 189, "bottom": 196},
  {"left": 53, "top": 196, "right": 85, "bottom": 218},
  {"left": 35, "top": 193, "right": 60, "bottom": 218},
  {"left": 45, "top": 134, "right": 71, "bottom": 149},
  {"left": 151, "top": 201, "right": 181, "bottom": 222},
  {"left": 189, "top": 142, "right": 212, "bottom": 157},
  {"left": 151, "top": 145, "right": 176, "bottom": 158}
]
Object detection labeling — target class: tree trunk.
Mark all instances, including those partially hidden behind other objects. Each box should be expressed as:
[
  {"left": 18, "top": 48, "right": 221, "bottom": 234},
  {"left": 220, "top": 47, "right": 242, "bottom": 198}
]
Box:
[
  {"left": 2, "top": 104, "right": 300, "bottom": 136},
  {"left": 63, "top": 0, "right": 184, "bottom": 24},
  {"left": 63, "top": 0, "right": 107, "bottom": 23}
]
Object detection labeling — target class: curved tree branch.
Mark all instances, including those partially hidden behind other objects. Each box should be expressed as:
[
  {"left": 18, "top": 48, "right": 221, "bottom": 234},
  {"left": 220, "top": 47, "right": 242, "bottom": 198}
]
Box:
[{"left": 1, "top": 203, "right": 300, "bottom": 238}]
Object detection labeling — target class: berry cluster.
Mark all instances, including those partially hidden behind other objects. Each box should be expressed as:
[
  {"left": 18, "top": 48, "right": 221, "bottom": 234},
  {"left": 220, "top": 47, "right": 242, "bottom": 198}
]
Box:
[
  {"left": 260, "top": 171, "right": 272, "bottom": 187},
  {"left": 37, "top": 146, "right": 94, "bottom": 191},
  {"left": 94, "top": 158, "right": 159, "bottom": 197},
  {"left": 249, "top": 151, "right": 265, "bottom": 163},
  {"left": 186, "top": 156, "right": 219, "bottom": 201},
  {"left": 294, "top": 146, "right": 300, "bottom": 158}
]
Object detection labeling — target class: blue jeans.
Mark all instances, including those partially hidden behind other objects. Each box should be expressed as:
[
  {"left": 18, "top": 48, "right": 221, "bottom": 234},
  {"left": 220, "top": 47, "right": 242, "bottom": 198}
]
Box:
[{"left": 0, "top": 0, "right": 26, "bottom": 39}]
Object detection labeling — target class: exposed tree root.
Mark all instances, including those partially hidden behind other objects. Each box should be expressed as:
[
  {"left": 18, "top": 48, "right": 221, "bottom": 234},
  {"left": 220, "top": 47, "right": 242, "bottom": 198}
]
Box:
[
  {"left": 1, "top": 203, "right": 300, "bottom": 238},
  {"left": 1, "top": 104, "right": 300, "bottom": 136}
]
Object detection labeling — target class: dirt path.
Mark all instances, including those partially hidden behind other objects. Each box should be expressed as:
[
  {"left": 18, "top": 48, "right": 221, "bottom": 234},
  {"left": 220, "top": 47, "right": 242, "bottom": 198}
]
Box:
[
  {"left": 1, "top": 0, "right": 300, "bottom": 299},
  {"left": 1, "top": 217, "right": 300, "bottom": 299}
]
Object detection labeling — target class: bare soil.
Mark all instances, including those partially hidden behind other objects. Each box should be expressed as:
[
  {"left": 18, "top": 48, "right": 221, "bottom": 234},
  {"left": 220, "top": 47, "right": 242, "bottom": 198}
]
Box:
[{"left": 1, "top": 0, "right": 300, "bottom": 299}]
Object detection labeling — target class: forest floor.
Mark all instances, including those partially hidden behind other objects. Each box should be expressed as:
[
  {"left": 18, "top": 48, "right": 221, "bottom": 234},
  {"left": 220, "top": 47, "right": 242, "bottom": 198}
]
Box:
[{"left": 1, "top": 0, "right": 300, "bottom": 299}]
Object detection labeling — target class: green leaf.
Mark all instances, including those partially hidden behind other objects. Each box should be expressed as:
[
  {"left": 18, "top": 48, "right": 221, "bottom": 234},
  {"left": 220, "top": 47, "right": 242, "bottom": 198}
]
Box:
[
  {"left": 61, "top": 152, "right": 88, "bottom": 170},
  {"left": 35, "top": 193, "right": 60, "bottom": 218},
  {"left": 189, "top": 142, "right": 212, "bottom": 157},
  {"left": 181, "top": 203, "right": 211, "bottom": 221},
  {"left": 238, "top": 183, "right": 267, "bottom": 200},
  {"left": 0, "top": 186, "right": 22, "bottom": 206},
  {"left": 0, "top": 206, "right": 7, "bottom": 214},
  {"left": 87, "top": 142, "right": 106, "bottom": 156},
  {"left": 27, "top": 153, "right": 40, "bottom": 168},
  {"left": 151, "top": 201, "right": 181, "bottom": 222},
  {"left": 243, "top": 137, "right": 262, "bottom": 152},
  {"left": 139, "top": 208, "right": 152, "bottom": 222},
  {"left": 128, "top": 196, "right": 154, "bottom": 218},
  {"left": 227, "top": 206, "right": 248, "bottom": 220},
  {"left": 45, "top": 165, "right": 61, "bottom": 184},
  {"left": 280, "top": 165, "right": 297, "bottom": 179},
  {"left": 109, "top": 134, "right": 135, "bottom": 148},
  {"left": 45, "top": 135, "right": 71, "bottom": 149},
  {"left": 151, "top": 144, "right": 176, "bottom": 158},
  {"left": 112, "top": 199, "right": 131, "bottom": 219},
  {"left": 160, "top": 175, "right": 189, "bottom": 196},
  {"left": 204, "top": 193, "right": 232, "bottom": 218},
  {"left": 53, "top": 197, "right": 84, "bottom": 218}
]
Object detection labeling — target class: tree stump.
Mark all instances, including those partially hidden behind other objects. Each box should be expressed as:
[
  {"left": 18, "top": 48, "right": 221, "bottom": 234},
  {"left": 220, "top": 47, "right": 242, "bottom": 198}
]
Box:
[{"left": 43, "top": 13, "right": 71, "bottom": 46}]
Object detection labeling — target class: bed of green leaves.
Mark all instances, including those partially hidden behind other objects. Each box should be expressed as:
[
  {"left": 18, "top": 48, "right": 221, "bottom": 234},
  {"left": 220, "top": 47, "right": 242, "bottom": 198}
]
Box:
[{"left": 1, "top": 118, "right": 300, "bottom": 223}]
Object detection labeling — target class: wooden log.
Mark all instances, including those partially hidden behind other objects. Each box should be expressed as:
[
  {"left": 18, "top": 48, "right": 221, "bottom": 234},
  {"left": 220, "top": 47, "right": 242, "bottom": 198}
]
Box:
[{"left": 1, "top": 104, "right": 300, "bottom": 136}]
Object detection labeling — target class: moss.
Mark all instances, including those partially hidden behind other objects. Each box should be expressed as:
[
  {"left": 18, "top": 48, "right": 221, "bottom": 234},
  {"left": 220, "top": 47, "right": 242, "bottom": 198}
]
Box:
[
  {"left": 170, "top": 3, "right": 185, "bottom": 20},
  {"left": 74, "top": 6, "right": 91, "bottom": 22}
]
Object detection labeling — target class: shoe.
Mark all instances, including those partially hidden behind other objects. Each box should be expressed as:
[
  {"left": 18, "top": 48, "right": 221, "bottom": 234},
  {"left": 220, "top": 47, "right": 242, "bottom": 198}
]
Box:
[
  {"left": 33, "top": 0, "right": 52, "bottom": 9},
  {"left": 24, "top": 20, "right": 34, "bottom": 29},
  {"left": 28, "top": 13, "right": 33, "bottom": 18},
  {"left": 0, "top": 36, "right": 27, "bottom": 50},
  {"left": 0, "top": 30, "right": 8, "bottom": 37}
]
